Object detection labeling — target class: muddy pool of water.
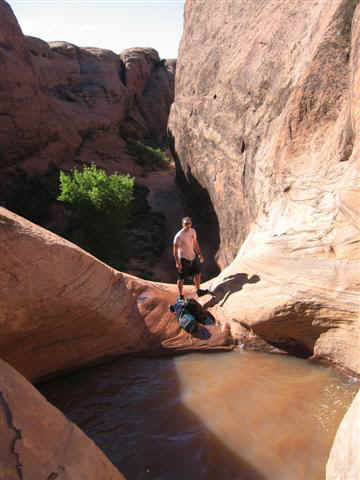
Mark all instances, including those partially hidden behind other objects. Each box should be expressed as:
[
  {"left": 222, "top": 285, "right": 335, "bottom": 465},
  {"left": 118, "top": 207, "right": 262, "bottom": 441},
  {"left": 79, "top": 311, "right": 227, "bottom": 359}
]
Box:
[{"left": 39, "top": 350, "right": 358, "bottom": 480}]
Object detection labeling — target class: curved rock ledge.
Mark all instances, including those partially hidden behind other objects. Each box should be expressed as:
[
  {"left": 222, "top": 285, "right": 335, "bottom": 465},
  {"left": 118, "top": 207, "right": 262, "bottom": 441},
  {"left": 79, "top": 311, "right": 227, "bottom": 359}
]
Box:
[
  {"left": 327, "top": 389, "right": 360, "bottom": 480},
  {"left": 0, "top": 207, "right": 233, "bottom": 383},
  {"left": 0, "top": 357, "right": 125, "bottom": 480}
]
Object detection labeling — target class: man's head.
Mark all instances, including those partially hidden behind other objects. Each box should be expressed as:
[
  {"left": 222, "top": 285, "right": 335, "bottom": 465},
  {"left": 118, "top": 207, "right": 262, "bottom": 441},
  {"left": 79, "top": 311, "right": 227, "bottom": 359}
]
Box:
[{"left": 182, "top": 216, "right": 192, "bottom": 230}]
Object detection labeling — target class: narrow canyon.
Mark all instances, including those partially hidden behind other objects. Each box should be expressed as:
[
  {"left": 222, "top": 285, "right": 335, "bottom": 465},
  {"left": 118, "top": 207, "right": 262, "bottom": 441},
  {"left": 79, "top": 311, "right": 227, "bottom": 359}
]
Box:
[{"left": 0, "top": 0, "right": 359, "bottom": 479}]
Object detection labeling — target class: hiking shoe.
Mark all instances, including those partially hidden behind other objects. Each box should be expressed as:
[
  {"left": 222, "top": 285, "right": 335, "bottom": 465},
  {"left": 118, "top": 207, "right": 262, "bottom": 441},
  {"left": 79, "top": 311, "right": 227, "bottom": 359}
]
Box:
[{"left": 196, "top": 288, "right": 210, "bottom": 297}]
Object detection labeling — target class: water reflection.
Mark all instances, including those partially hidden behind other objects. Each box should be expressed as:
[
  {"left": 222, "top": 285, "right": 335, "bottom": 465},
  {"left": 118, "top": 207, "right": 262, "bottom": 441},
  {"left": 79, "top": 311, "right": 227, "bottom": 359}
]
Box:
[{"left": 38, "top": 351, "right": 358, "bottom": 480}]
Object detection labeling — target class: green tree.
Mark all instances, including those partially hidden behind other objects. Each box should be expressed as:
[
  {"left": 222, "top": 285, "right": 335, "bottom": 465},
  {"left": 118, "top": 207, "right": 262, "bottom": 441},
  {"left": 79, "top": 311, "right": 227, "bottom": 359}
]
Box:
[
  {"left": 126, "top": 140, "right": 170, "bottom": 169},
  {"left": 58, "top": 164, "right": 134, "bottom": 266}
]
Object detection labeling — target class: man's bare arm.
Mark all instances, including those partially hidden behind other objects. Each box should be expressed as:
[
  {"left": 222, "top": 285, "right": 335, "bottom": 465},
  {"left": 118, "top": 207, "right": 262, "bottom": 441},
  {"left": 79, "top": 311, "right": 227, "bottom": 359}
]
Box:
[
  {"left": 173, "top": 242, "right": 181, "bottom": 269},
  {"left": 194, "top": 238, "right": 204, "bottom": 261}
]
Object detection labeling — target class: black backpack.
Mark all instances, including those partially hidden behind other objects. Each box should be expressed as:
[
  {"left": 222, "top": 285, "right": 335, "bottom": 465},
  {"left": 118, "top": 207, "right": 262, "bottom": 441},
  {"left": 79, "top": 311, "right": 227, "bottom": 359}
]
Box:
[
  {"left": 182, "top": 298, "right": 209, "bottom": 325},
  {"left": 169, "top": 297, "right": 198, "bottom": 333}
]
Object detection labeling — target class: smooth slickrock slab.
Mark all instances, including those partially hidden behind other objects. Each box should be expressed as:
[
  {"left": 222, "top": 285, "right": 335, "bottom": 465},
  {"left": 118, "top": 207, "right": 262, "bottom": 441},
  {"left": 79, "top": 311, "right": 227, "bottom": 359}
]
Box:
[
  {"left": 326, "top": 389, "right": 360, "bottom": 480},
  {"left": 0, "top": 358, "right": 126, "bottom": 480},
  {"left": 0, "top": 208, "right": 233, "bottom": 383}
]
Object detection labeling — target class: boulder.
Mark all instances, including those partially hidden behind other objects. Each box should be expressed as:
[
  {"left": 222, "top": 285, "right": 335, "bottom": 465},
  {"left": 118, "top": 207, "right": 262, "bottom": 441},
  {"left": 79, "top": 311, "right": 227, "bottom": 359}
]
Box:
[
  {"left": 0, "top": 357, "right": 126, "bottom": 480},
  {"left": 0, "top": 207, "right": 233, "bottom": 383},
  {"left": 326, "top": 390, "right": 360, "bottom": 480},
  {"left": 169, "top": 0, "right": 360, "bottom": 376}
]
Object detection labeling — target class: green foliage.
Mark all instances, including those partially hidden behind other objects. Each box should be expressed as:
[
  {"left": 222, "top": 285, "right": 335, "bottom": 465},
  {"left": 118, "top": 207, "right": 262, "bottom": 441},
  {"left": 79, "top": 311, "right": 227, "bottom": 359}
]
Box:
[
  {"left": 2, "top": 162, "right": 167, "bottom": 276},
  {"left": 58, "top": 164, "right": 135, "bottom": 266},
  {"left": 126, "top": 140, "right": 170, "bottom": 169},
  {"left": 58, "top": 163, "right": 134, "bottom": 213}
]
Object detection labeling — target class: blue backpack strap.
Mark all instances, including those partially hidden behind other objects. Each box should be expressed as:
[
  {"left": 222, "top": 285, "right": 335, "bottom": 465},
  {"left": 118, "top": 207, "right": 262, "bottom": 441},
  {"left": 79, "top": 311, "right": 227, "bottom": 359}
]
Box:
[{"left": 174, "top": 297, "right": 186, "bottom": 320}]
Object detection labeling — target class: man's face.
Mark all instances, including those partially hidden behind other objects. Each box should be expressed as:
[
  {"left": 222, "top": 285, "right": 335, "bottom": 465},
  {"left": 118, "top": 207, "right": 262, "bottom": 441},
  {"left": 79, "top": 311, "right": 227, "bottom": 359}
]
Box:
[{"left": 182, "top": 220, "right": 192, "bottom": 230}]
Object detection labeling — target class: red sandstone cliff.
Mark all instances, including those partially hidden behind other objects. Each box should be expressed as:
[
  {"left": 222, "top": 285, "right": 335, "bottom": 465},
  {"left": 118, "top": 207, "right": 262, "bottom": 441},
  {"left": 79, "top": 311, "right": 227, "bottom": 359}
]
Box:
[
  {"left": 169, "top": 0, "right": 360, "bottom": 376},
  {"left": 0, "top": 0, "right": 175, "bottom": 180}
]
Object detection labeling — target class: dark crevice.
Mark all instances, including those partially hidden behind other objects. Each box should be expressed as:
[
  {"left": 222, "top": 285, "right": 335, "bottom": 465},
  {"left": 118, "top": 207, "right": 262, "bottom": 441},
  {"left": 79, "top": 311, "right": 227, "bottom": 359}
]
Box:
[
  {"left": 240, "top": 138, "right": 246, "bottom": 153},
  {"left": 119, "top": 58, "right": 127, "bottom": 86},
  {"left": 168, "top": 131, "right": 220, "bottom": 280},
  {"left": 47, "top": 473, "right": 59, "bottom": 480},
  {"left": 0, "top": 392, "right": 24, "bottom": 480},
  {"left": 263, "top": 338, "right": 313, "bottom": 358}
]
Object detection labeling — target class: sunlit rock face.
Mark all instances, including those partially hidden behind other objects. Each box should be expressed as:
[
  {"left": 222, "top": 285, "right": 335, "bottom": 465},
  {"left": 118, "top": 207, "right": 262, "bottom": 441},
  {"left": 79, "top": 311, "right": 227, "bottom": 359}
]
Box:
[
  {"left": 0, "top": 1, "right": 56, "bottom": 169},
  {"left": 0, "top": 358, "right": 126, "bottom": 480},
  {"left": 327, "top": 390, "right": 360, "bottom": 480},
  {"left": 0, "top": 208, "right": 233, "bottom": 383},
  {"left": 0, "top": 0, "right": 175, "bottom": 178},
  {"left": 169, "top": 0, "right": 360, "bottom": 376}
]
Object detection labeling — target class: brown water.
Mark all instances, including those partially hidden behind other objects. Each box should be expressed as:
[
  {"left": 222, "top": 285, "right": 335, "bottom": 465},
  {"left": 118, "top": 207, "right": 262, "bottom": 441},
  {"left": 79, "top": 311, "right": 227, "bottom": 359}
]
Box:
[{"left": 39, "top": 350, "right": 358, "bottom": 480}]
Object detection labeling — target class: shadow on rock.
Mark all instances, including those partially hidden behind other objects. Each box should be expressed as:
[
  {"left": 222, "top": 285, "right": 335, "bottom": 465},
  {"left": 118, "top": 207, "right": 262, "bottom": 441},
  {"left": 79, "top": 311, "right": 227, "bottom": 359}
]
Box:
[{"left": 204, "top": 273, "right": 261, "bottom": 309}]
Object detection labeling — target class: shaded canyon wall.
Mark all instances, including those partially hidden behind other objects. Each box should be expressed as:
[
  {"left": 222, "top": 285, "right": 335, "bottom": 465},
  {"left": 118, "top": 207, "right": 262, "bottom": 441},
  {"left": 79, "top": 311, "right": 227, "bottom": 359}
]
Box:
[{"left": 169, "top": 0, "right": 360, "bottom": 376}]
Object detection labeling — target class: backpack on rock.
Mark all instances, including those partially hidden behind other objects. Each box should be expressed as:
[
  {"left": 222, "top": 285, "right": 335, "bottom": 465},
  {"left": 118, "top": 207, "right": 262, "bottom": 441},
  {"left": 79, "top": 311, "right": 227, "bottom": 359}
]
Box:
[{"left": 169, "top": 297, "right": 209, "bottom": 334}]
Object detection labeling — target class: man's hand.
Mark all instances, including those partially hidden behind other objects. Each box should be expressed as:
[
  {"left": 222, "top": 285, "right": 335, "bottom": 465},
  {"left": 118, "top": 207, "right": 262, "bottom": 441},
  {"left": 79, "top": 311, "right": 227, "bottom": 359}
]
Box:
[
  {"left": 176, "top": 261, "right": 182, "bottom": 271},
  {"left": 199, "top": 254, "right": 204, "bottom": 264}
]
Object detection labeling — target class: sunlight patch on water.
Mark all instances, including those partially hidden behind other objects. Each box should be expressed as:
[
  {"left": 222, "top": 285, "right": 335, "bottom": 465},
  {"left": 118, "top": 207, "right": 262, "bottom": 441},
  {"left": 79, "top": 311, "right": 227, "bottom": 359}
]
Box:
[
  {"left": 174, "top": 350, "right": 358, "bottom": 480},
  {"left": 39, "top": 349, "right": 358, "bottom": 480}
]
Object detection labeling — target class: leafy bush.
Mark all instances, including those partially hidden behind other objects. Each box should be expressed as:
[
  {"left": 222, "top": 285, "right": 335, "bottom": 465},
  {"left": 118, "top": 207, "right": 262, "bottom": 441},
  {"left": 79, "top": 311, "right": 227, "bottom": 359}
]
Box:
[
  {"left": 58, "top": 164, "right": 134, "bottom": 266},
  {"left": 126, "top": 140, "right": 170, "bottom": 169},
  {"left": 58, "top": 163, "right": 134, "bottom": 218}
]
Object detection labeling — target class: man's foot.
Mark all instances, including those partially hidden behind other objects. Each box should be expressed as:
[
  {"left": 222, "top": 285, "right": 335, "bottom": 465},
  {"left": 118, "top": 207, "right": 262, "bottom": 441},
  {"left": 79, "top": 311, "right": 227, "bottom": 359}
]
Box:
[
  {"left": 196, "top": 288, "right": 211, "bottom": 297},
  {"left": 179, "top": 294, "right": 184, "bottom": 300}
]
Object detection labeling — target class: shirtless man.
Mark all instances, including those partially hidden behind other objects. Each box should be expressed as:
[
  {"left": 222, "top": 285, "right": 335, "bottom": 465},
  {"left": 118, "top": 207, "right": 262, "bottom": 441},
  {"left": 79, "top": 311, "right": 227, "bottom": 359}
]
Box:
[{"left": 173, "top": 216, "right": 211, "bottom": 298}]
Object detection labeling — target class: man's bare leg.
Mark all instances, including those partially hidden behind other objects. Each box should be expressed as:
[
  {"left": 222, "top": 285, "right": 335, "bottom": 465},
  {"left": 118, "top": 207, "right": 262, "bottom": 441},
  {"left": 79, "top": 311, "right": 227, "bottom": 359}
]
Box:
[
  {"left": 194, "top": 273, "right": 201, "bottom": 292},
  {"left": 177, "top": 279, "right": 184, "bottom": 298}
]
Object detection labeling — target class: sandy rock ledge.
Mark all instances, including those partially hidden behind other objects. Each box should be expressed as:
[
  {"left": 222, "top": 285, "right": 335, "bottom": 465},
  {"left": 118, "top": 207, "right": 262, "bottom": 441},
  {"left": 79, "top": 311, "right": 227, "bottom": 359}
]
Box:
[{"left": 0, "top": 207, "right": 233, "bottom": 383}]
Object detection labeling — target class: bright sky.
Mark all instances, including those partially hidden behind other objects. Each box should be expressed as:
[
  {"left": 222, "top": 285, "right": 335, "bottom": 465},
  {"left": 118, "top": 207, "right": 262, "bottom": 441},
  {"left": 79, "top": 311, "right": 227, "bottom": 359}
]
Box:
[{"left": 9, "top": 0, "right": 185, "bottom": 59}]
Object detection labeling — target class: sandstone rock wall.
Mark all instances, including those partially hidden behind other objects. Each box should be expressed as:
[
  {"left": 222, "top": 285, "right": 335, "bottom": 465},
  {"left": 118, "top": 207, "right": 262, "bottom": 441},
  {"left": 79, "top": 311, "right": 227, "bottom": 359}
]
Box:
[
  {"left": 169, "top": 0, "right": 360, "bottom": 376},
  {"left": 0, "top": 0, "right": 175, "bottom": 180},
  {"left": 0, "top": 1, "right": 56, "bottom": 169},
  {"left": 169, "top": 0, "right": 358, "bottom": 266},
  {"left": 326, "top": 389, "right": 360, "bottom": 480},
  {"left": 0, "top": 357, "right": 126, "bottom": 479},
  {"left": 0, "top": 207, "right": 233, "bottom": 383}
]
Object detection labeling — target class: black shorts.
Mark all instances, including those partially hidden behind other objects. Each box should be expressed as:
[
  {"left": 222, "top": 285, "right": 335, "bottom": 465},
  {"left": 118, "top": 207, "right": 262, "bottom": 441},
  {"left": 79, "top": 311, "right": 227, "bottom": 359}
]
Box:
[{"left": 177, "top": 256, "right": 201, "bottom": 280}]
